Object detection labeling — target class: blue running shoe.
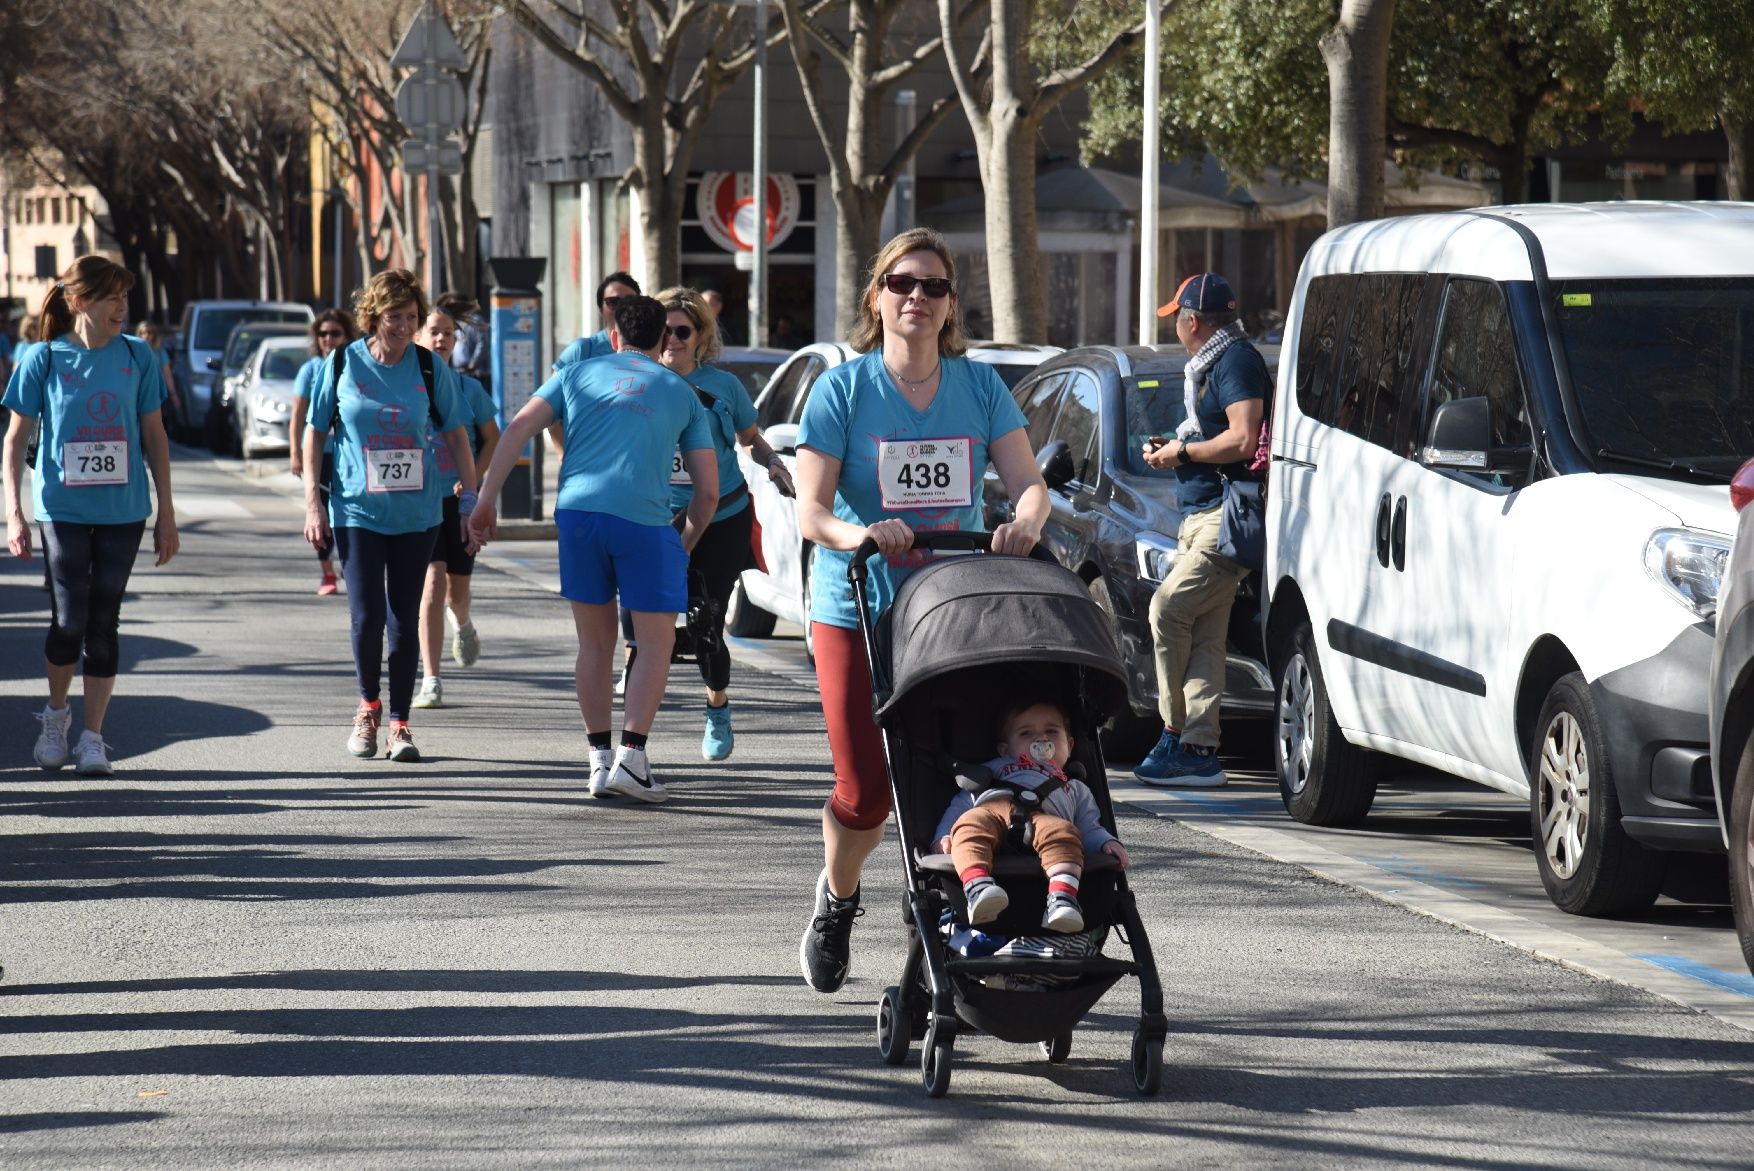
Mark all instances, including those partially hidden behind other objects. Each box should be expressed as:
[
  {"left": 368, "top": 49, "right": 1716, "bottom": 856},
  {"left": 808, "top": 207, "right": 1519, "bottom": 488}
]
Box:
[
  {"left": 702, "top": 702, "right": 734, "bottom": 761},
  {"left": 1137, "top": 743, "right": 1227, "bottom": 788},
  {"left": 1133, "top": 726, "right": 1182, "bottom": 781}
]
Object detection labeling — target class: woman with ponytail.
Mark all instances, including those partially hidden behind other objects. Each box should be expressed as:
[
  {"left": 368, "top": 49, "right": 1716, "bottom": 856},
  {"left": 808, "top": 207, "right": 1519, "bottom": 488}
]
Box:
[{"left": 2, "top": 255, "right": 178, "bottom": 775}]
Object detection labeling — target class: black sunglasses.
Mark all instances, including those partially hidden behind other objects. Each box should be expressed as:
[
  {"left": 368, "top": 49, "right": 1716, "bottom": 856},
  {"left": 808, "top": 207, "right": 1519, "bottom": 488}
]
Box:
[
  {"left": 881, "top": 273, "right": 953, "bottom": 299},
  {"left": 663, "top": 324, "right": 694, "bottom": 342},
  {"left": 316, "top": 329, "right": 345, "bottom": 338}
]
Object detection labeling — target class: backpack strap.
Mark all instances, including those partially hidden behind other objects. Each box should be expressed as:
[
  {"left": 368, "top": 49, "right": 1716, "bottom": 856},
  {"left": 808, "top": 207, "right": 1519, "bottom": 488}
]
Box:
[
  {"left": 327, "top": 343, "right": 348, "bottom": 442},
  {"left": 416, "top": 344, "right": 442, "bottom": 432}
]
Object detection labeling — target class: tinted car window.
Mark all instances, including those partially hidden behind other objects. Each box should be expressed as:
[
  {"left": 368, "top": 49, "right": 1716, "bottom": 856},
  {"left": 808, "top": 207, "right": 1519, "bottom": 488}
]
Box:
[
  {"left": 757, "top": 354, "right": 827, "bottom": 430},
  {"left": 260, "top": 348, "right": 306, "bottom": 381},
  {"left": 1052, "top": 372, "right": 1101, "bottom": 483},
  {"left": 1553, "top": 277, "right": 1754, "bottom": 478},
  {"left": 1123, "top": 370, "right": 1185, "bottom": 476},
  {"left": 1295, "top": 274, "right": 1353, "bottom": 422},
  {"left": 1334, "top": 273, "right": 1428, "bottom": 451},
  {"left": 716, "top": 358, "right": 784, "bottom": 401},
  {"left": 1425, "top": 279, "right": 1531, "bottom": 483},
  {"left": 988, "top": 362, "right": 1037, "bottom": 391},
  {"left": 195, "top": 309, "right": 307, "bottom": 350},
  {"left": 1014, "top": 372, "right": 1066, "bottom": 453}
]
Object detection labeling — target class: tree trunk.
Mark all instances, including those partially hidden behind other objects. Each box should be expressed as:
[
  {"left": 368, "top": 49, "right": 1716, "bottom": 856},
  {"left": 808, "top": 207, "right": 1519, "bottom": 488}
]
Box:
[
  {"left": 985, "top": 112, "right": 1045, "bottom": 343},
  {"left": 832, "top": 185, "right": 886, "bottom": 339},
  {"left": 634, "top": 119, "right": 680, "bottom": 290},
  {"left": 1495, "top": 124, "right": 1530, "bottom": 206},
  {"left": 1724, "top": 112, "right": 1754, "bottom": 200},
  {"left": 1320, "top": 0, "right": 1396, "bottom": 229}
]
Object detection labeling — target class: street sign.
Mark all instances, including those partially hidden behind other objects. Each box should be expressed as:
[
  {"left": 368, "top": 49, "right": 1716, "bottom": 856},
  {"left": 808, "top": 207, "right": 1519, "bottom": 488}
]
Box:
[
  {"left": 391, "top": 1, "right": 468, "bottom": 71},
  {"left": 396, "top": 73, "right": 468, "bottom": 135},
  {"left": 697, "top": 172, "right": 800, "bottom": 253},
  {"left": 401, "top": 139, "right": 464, "bottom": 176}
]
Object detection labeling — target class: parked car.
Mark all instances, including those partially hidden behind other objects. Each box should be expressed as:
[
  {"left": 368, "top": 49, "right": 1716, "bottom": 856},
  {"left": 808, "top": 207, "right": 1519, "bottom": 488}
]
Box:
[
  {"left": 730, "top": 341, "right": 1062, "bottom": 650},
  {"left": 229, "top": 336, "right": 308, "bottom": 458},
  {"left": 213, "top": 321, "right": 309, "bottom": 454},
  {"left": 979, "top": 345, "right": 1280, "bottom": 758},
  {"left": 1707, "top": 458, "right": 1754, "bottom": 975},
  {"left": 713, "top": 345, "right": 791, "bottom": 400},
  {"left": 168, "top": 300, "right": 312, "bottom": 443},
  {"left": 1265, "top": 201, "right": 1751, "bottom": 917}
]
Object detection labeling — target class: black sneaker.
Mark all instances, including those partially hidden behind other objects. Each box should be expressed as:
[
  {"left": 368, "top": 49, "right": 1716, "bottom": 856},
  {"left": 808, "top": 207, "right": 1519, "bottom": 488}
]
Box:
[{"left": 799, "top": 868, "right": 862, "bottom": 993}]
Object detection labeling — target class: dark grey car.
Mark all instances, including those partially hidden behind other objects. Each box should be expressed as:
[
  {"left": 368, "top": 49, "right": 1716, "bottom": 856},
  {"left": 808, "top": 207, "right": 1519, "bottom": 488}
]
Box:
[
  {"left": 1706, "top": 458, "right": 1754, "bottom": 975},
  {"left": 982, "top": 345, "right": 1279, "bottom": 757}
]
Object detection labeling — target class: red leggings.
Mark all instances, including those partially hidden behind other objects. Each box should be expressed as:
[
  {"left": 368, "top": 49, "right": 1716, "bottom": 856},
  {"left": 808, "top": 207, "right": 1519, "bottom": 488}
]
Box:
[{"left": 813, "top": 622, "right": 892, "bottom": 830}]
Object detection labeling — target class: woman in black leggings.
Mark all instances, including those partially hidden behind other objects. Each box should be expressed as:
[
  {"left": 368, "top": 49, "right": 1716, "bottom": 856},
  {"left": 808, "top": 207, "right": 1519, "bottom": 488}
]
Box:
[{"left": 3, "top": 255, "right": 179, "bottom": 775}]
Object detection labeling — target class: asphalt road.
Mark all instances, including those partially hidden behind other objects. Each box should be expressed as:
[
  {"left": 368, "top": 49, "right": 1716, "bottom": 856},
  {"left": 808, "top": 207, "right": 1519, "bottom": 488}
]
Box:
[{"left": 3, "top": 449, "right": 1753, "bottom": 1169}]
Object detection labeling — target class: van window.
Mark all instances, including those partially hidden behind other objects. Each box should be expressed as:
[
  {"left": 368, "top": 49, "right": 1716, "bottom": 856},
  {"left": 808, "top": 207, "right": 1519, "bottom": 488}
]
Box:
[
  {"left": 193, "top": 308, "right": 308, "bottom": 351},
  {"left": 1294, "top": 275, "right": 1353, "bottom": 422},
  {"left": 1333, "top": 274, "right": 1428, "bottom": 451},
  {"left": 1425, "top": 279, "right": 1531, "bottom": 485},
  {"left": 1015, "top": 372, "right": 1066, "bottom": 453},
  {"left": 1553, "top": 278, "right": 1754, "bottom": 480},
  {"left": 1051, "top": 372, "right": 1101, "bottom": 483}
]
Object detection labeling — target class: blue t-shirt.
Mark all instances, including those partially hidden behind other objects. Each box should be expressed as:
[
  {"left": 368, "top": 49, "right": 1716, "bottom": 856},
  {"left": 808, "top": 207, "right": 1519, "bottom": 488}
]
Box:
[
  {"left": 667, "top": 363, "right": 757, "bottom": 520},
  {"left": 1176, "top": 342, "right": 1271, "bottom": 514},
  {"left": 798, "top": 351, "right": 1027, "bottom": 630},
  {"left": 537, "top": 350, "right": 714, "bottom": 526},
  {"left": 552, "top": 329, "right": 614, "bottom": 371},
  {"left": 430, "top": 374, "right": 498, "bottom": 492},
  {"left": 306, "top": 340, "right": 469, "bottom": 535},
  {"left": 1, "top": 334, "right": 166, "bottom": 525},
  {"left": 292, "top": 354, "right": 336, "bottom": 454}
]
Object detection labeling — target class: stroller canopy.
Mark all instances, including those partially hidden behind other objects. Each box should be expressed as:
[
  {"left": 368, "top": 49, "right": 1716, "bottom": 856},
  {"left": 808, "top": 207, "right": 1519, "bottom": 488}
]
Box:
[{"left": 874, "top": 553, "right": 1129, "bottom": 722}]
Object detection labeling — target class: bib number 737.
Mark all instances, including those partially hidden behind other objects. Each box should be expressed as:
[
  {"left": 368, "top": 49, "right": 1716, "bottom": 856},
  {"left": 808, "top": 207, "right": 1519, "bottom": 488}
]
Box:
[
  {"left": 366, "top": 447, "right": 424, "bottom": 492},
  {"left": 877, "top": 438, "right": 973, "bottom": 509}
]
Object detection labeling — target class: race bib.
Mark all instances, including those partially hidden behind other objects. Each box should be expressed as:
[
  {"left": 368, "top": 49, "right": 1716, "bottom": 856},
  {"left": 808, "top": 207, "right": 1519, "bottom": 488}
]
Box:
[
  {"left": 877, "top": 438, "right": 973, "bottom": 509},
  {"left": 366, "top": 447, "right": 424, "bottom": 492},
  {"left": 669, "top": 447, "right": 691, "bottom": 486},
  {"left": 63, "top": 440, "right": 129, "bottom": 487}
]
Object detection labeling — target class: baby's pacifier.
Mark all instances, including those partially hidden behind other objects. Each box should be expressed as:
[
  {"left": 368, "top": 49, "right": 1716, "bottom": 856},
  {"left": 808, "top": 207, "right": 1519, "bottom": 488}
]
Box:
[{"left": 1028, "top": 739, "right": 1055, "bottom": 764}]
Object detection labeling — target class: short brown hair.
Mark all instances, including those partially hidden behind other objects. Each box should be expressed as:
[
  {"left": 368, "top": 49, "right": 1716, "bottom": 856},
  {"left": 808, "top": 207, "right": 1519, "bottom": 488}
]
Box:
[
  {"left": 39, "top": 255, "right": 135, "bottom": 342},
  {"left": 352, "top": 269, "right": 429, "bottom": 337},
  {"left": 849, "top": 227, "right": 967, "bottom": 358},
  {"left": 654, "top": 286, "right": 723, "bottom": 365}
]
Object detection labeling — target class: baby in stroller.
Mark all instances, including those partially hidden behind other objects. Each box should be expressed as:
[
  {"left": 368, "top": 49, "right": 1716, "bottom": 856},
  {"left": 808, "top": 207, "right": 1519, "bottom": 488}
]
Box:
[{"left": 933, "top": 697, "right": 1130, "bottom": 935}]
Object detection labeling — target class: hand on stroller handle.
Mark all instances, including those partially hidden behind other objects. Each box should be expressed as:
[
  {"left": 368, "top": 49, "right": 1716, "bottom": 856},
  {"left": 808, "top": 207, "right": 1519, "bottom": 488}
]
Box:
[{"left": 847, "top": 529, "right": 1057, "bottom": 583}]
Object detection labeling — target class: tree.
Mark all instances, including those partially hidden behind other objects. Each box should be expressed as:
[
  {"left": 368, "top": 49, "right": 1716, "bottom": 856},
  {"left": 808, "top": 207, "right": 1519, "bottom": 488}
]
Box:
[
  {"left": 503, "top": 0, "right": 830, "bottom": 290},
  {"left": 778, "top": 0, "right": 977, "bottom": 338},
  {"left": 1321, "top": 0, "right": 1394, "bottom": 226},
  {"left": 937, "top": 0, "right": 1147, "bottom": 342}
]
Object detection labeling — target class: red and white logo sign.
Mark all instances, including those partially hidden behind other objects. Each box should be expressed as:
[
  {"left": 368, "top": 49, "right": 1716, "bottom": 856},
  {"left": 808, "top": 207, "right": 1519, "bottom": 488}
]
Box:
[{"left": 697, "top": 172, "right": 801, "bottom": 254}]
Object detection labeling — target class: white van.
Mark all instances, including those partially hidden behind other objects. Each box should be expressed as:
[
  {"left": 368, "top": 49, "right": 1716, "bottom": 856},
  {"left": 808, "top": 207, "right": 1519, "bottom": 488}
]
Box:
[{"left": 1264, "top": 202, "right": 1754, "bottom": 916}]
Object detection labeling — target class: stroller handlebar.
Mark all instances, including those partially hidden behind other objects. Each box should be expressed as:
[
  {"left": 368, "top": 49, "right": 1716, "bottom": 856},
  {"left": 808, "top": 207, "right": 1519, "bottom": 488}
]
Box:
[{"left": 846, "top": 530, "right": 1056, "bottom": 584}]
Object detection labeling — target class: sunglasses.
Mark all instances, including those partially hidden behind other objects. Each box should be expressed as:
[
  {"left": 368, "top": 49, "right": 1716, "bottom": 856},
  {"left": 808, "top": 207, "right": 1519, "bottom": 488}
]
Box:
[
  {"left": 317, "top": 329, "right": 345, "bottom": 338},
  {"left": 881, "top": 273, "right": 953, "bottom": 299},
  {"left": 664, "top": 324, "right": 694, "bottom": 342}
]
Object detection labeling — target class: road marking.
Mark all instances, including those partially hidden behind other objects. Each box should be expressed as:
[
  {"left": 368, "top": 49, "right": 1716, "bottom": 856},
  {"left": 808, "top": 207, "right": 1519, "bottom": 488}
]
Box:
[
  {"left": 174, "top": 493, "right": 252, "bottom": 519},
  {"left": 1633, "top": 953, "right": 1754, "bottom": 999}
]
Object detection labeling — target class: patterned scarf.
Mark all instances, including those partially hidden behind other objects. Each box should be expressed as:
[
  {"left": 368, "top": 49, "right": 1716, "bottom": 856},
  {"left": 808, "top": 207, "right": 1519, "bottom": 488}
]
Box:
[{"left": 1176, "top": 319, "right": 1250, "bottom": 439}]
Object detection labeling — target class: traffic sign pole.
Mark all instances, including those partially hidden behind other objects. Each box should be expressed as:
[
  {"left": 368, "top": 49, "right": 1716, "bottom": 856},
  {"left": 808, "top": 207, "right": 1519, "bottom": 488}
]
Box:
[{"left": 392, "top": 2, "right": 469, "bottom": 300}]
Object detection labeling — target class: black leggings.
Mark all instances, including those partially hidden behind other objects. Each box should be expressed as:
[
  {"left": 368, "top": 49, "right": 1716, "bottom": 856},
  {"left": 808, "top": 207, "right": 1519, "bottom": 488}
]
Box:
[
  {"left": 624, "top": 506, "right": 752, "bottom": 693},
  {"left": 40, "top": 520, "right": 146, "bottom": 678},
  {"left": 334, "top": 525, "right": 438, "bottom": 721},
  {"left": 313, "top": 453, "right": 335, "bottom": 562}
]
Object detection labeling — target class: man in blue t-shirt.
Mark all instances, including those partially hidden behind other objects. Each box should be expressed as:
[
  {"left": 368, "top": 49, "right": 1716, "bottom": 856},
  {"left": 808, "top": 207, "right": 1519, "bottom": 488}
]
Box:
[
  {"left": 1135, "top": 273, "right": 1269, "bottom": 788},
  {"left": 469, "top": 295, "right": 717, "bottom": 806}
]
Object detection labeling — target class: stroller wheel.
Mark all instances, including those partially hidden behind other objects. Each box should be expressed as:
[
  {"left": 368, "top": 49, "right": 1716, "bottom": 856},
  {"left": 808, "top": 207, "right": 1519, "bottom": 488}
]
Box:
[
  {"left": 877, "top": 986, "right": 911, "bottom": 1066},
  {"left": 921, "top": 1024, "right": 954, "bottom": 1098},
  {"left": 1040, "top": 1031, "right": 1072, "bottom": 1064},
  {"left": 1130, "top": 1027, "right": 1164, "bottom": 1096}
]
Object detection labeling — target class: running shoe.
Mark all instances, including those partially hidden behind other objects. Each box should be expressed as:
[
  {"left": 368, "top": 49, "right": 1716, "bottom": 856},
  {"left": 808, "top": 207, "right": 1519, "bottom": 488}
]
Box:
[
  {"left": 602, "top": 745, "right": 667, "bottom": 803},
  {"left": 701, "top": 702, "right": 733, "bottom": 761},
  {"left": 1132, "top": 726, "right": 1181, "bottom": 780},
  {"left": 799, "top": 869, "right": 862, "bottom": 993},
  {"left": 317, "top": 571, "right": 338, "bottom": 596},
  {"left": 965, "top": 878, "right": 1010, "bottom": 925},
  {"left": 1135, "top": 743, "right": 1227, "bottom": 788},
  {"left": 413, "top": 676, "right": 444, "bottom": 709},
  {"left": 386, "top": 724, "right": 421, "bottom": 762},
  {"left": 347, "top": 705, "right": 381, "bottom": 758},
  {"left": 586, "top": 747, "right": 616, "bottom": 798},
  {"left": 32, "top": 704, "right": 72, "bottom": 771},
  {"left": 73, "top": 730, "right": 113, "bottom": 776},
  {"left": 452, "top": 620, "right": 480, "bottom": 667},
  {"left": 1042, "top": 892, "right": 1085, "bottom": 934}
]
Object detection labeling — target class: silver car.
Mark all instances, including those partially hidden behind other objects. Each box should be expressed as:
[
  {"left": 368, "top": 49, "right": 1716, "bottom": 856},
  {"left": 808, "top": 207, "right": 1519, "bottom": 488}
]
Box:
[{"left": 233, "top": 337, "right": 309, "bottom": 457}]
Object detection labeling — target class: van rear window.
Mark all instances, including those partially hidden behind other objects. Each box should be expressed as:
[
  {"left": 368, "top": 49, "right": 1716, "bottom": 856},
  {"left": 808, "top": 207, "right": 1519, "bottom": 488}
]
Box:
[
  {"left": 194, "top": 309, "right": 308, "bottom": 350},
  {"left": 1553, "top": 279, "right": 1754, "bottom": 480}
]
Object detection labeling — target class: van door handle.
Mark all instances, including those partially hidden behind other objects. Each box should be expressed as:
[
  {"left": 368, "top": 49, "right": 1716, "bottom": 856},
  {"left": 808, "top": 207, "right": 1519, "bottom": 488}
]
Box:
[
  {"left": 1391, "top": 496, "right": 1408, "bottom": 572},
  {"left": 1375, "top": 493, "right": 1392, "bottom": 567}
]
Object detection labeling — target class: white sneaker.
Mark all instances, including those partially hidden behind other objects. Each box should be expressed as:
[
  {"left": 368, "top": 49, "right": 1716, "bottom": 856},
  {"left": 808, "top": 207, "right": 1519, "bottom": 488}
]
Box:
[
  {"left": 966, "top": 879, "right": 1010, "bottom": 925},
  {"left": 603, "top": 745, "right": 668, "bottom": 804},
  {"left": 73, "top": 729, "right": 113, "bottom": 776},
  {"left": 33, "top": 705, "right": 72, "bottom": 770},
  {"left": 412, "top": 676, "right": 444, "bottom": 709},
  {"left": 587, "top": 747, "right": 616, "bottom": 798}
]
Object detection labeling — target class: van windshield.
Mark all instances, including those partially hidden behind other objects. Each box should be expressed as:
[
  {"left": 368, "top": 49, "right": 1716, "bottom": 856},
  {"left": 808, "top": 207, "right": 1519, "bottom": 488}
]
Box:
[
  {"left": 1552, "top": 278, "right": 1754, "bottom": 482},
  {"left": 194, "top": 309, "right": 307, "bottom": 351}
]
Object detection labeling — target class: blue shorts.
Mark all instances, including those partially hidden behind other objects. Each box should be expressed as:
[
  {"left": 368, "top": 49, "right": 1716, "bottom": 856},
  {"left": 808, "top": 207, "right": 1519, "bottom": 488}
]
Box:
[{"left": 556, "top": 509, "right": 688, "bottom": 612}]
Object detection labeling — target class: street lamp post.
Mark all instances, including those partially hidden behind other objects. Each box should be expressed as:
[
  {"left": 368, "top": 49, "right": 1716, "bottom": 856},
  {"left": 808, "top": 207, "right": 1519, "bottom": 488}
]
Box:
[
  {"left": 750, "top": 0, "right": 769, "bottom": 348},
  {"left": 1139, "top": 0, "right": 1161, "bottom": 345}
]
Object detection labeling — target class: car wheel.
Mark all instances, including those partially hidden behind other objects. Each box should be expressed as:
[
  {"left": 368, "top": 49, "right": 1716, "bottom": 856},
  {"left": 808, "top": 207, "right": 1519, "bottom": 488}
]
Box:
[
  {"left": 1731, "top": 729, "right": 1754, "bottom": 975},
  {"left": 1274, "top": 620, "right": 1377, "bottom": 825},
  {"left": 1530, "top": 672, "right": 1668, "bottom": 915},
  {"left": 1086, "top": 575, "right": 1163, "bottom": 759},
  {"left": 724, "top": 574, "right": 776, "bottom": 639}
]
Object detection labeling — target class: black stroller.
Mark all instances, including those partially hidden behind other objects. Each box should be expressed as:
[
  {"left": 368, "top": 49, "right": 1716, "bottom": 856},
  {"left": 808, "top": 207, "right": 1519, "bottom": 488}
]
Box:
[{"left": 849, "top": 532, "right": 1167, "bottom": 1098}]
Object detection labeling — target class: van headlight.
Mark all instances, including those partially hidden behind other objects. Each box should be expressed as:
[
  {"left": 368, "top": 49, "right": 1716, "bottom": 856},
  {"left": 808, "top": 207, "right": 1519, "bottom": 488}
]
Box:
[
  {"left": 1643, "top": 528, "right": 1731, "bottom": 621},
  {"left": 1134, "top": 531, "right": 1177, "bottom": 583}
]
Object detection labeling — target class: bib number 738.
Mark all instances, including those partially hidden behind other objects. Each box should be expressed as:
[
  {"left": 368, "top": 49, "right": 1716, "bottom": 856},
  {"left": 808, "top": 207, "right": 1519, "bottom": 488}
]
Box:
[
  {"left": 877, "top": 438, "right": 972, "bottom": 509},
  {"left": 62, "top": 440, "right": 130, "bottom": 487}
]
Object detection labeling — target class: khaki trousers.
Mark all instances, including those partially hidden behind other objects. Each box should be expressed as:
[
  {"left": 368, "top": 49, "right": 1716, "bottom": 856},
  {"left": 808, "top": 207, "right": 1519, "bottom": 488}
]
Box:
[
  {"left": 1147, "top": 505, "right": 1250, "bottom": 748},
  {"left": 948, "top": 797, "right": 1084, "bottom": 876}
]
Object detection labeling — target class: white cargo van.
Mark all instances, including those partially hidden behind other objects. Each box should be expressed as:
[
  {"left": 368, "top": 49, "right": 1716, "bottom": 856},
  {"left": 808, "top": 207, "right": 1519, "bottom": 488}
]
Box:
[{"left": 1264, "top": 202, "right": 1753, "bottom": 916}]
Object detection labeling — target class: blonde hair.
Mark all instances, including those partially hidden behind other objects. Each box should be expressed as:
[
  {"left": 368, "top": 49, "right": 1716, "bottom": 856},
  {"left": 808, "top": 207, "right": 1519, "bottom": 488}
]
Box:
[
  {"left": 848, "top": 227, "right": 967, "bottom": 357},
  {"left": 39, "top": 255, "right": 136, "bottom": 342},
  {"left": 654, "top": 286, "right": 723, "bottom": 365},
  {"left": 352, "top": 269, "right": 430, "bottom": 337}
]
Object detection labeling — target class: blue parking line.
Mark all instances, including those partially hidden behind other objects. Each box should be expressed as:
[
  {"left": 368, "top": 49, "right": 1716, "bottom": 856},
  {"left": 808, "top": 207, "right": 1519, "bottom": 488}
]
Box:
[
  {"left": 1359, "top": 855, "right": 1489, "bottom": 892},
  {"left": 1133, "top": 788, "right": 1267, "bottom": 816},
  {"left": 1632, "top": 953, "right": 1754, "bottom": 998}
]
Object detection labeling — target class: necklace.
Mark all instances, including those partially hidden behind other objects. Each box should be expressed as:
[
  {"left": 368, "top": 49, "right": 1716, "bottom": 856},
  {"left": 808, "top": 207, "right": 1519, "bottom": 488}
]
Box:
[{"left": 887, "top": 358, "right": 940, "bottom": 389}]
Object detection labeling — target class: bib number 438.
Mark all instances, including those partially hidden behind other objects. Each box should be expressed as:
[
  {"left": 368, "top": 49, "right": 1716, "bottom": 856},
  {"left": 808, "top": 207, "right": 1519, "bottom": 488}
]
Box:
[{"left": 877, "top": 438, "right": 972, "bottom": 509}]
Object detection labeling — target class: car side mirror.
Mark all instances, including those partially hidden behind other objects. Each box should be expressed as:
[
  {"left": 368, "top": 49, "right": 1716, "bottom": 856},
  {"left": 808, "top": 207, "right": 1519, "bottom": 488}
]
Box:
[
  {"left": 764, "top": 422, "right": 800, "bottom": 455},
  {"left": 1421, "top": 397, "right": 1491, "bottom": 470},
  {"left": 1038, "top": 439, "right": 1075, "bottom": 489},
  {"left": 206, "top": 356, "right": 223, "bottom": 371}
]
